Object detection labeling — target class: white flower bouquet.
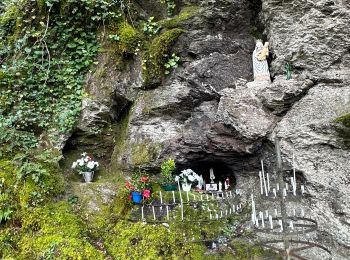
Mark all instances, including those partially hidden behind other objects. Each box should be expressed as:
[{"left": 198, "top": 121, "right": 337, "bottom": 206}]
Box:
[
  {"left": 72, "top": 153, "right": 99, "bottom": 173},
  {"left": 175, "top": 169, "right": 200, "bottom": 184}
]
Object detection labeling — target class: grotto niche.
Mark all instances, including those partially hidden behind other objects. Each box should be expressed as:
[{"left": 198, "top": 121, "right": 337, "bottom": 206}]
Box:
[{"left": 179, "top": 160, "right": 237, "bottom": 190}]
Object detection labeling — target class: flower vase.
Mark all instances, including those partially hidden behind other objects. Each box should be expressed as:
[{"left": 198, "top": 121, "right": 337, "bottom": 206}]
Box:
[
  {"left": 82, "top": 171, "right": 94, "bottom": 183},
  {"left": 131, "top": 191, "right": 143, "bottom": 204},
  {"left": 181, "top": 182, "right": 192, "bottom": 192},
  {"left": 162, "top": 183, "right": 177, "bottom": 191}
]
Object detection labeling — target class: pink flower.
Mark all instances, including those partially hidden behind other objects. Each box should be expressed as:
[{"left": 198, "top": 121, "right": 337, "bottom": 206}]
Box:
[
  {"left": 140, "top": 177, "right": 149, "bottom": 183},
  {"left": 143, "top": 190, "right": 151, "bottom": 199},
  {"left": 125, "top": 181, "right": 135, "bottom": 191},
  {"left": 128, "top": 194, "right": 132, "bottom": 200}
]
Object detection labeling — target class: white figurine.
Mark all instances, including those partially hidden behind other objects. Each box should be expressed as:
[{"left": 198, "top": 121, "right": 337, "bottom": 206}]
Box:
[
  {"left": 209, "top": 168, "right": 215, "bottom": 183},
  {"left": 218, "top": 181, "right": 222, "bottom": 192}
]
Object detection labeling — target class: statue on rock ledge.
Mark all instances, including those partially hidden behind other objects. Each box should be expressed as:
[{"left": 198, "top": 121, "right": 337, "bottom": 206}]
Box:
[{"left": 253, "top": 40, "right": 271, "bottom": 82}]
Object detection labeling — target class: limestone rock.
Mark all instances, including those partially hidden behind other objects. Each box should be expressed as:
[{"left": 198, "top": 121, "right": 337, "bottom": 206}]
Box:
[{"left": 257, "top": 76, "right": 314, "bottom": 115}]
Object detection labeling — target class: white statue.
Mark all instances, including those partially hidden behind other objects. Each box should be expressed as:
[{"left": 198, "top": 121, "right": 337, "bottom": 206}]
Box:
[
  {"left": 224, "top": 177, "right": 230, "bottom": 190},
  {"left": 197, "top": 175, "right": 204, "bottom": 190},
  {"left": 253, "top": 40, "right": 271, "bottom": 82},
  {"left": 209, "top": 168, "right": 215, "bottom": 183},
  {"left": 218, "top": 181, "right": 222, "bottom": 192}
]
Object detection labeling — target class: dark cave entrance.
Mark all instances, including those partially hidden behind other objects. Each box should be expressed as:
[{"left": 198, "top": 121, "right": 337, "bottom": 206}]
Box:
[{"left": 179, "top": 160, "right": 237, "bottom": 189}]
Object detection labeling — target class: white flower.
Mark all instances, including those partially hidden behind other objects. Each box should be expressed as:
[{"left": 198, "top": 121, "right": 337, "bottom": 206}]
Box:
[
  {"left": 94, "top": 162, "right": 99, "bottom": 167},
  {"left": 81, "top": 152, "right": 87, "bottom": 157},
  {"left": 174, "top": 176, "right": 180, "bottom": 182},
  {"left": 78, "top": 159, "right": 84, "bottom": 166},
  {"left": 87, "top": 161, "right": 95, "bottom": 170},
  {"left": 188, "top": 175, "right": 195, "bottom": 182},
  {"left": 71, "top": 162, "right": 77, "bottom": 169}
]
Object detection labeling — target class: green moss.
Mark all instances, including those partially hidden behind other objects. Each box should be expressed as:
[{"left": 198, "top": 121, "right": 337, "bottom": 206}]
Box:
[
  {"left": 131, "top": 141, "right": 162, "bottom": 166},
  {"left": 17, "top": 201, "right": 105, "bottom": 259},
  {"left": 335, "top": 113, "right": 350, "bottom": 127},
  {"left": 159, "top": 6, "right": 199, "bottom": 29},
  {"left": 103, "top": 220, "right": 205, "bottom": 259},
  {"left": 142, "top": 28, "right": 184, "bottom": 87},
  {"left": 115, "top": 21, "right": 143, "bottom": 54}
]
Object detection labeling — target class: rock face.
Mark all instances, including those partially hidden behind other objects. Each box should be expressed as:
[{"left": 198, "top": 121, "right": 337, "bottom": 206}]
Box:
[{"left": 65, "top": 0, "right": 350, "bottom": 257}]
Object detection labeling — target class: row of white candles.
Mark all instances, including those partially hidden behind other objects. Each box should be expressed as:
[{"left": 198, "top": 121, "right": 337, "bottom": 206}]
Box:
[
  {"left": 156, "top": 189, "right": 239, "bottom": 206},
  {"left": 141, "top": 203, "right": 243, "bottom": 221},
  {"left": 251, "top": 194, "right": 305, "bottom": 224},
  {"left": 259, "top": 157, "right": 305, "bottom": 197},
  {"left": 254, "top": 211, "right": 299, "bottom": 232}
]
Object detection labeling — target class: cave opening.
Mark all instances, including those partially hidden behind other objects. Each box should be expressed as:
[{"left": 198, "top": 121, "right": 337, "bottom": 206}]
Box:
[{"left": 179, "top": 160, "right": 237, "bottom": 188}]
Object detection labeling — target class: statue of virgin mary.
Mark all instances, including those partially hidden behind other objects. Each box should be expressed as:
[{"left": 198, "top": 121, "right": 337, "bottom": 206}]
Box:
[{"left": 252, "top": 40, "right": 271, "bottom": 82}]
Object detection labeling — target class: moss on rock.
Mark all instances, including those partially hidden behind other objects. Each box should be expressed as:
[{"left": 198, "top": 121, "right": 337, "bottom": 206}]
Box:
[
  {"left": 159, "top": 6, "right": 199, "bottom": 29},
  {"left": 142, "top": 28, "right": 184, "bottom": 87},
  {"left": 335, "top": 113, "right": 350, "bottom": 128}
]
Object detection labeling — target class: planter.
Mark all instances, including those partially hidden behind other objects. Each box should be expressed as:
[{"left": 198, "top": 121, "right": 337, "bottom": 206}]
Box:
[
  {"left": 162, "top": 183, "right": 177, "bottom": 191},
  {"left": 181, "top": 183, "right": 192, "bottom": 192},
  {"left": 131, "top": 191, "right": 143, "bottom": 204},
  {"left": 81, "top": 171, "right": 94, "bottom": 183}
]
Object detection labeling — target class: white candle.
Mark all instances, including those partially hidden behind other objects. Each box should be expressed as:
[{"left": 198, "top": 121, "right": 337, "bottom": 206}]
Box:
[
  {"left": 276, "top": 183, "right": 280, "bottom": 191},
  {"left": 261, "top": 160, "right": 268, "bottom": 196},
  {"left": 225, "top": 209, "right": 228, "bottom": 216},
  {"left": 216, "top": 213, "right": 218, "bottom": 220},
  {"left": 269, "top": 215, "right": 273, "bottom": 229},
  {"left": 279, "top": 220, "right": 283, "bottom": 232},
  {"left": 286, "top": 183, "right": 289, "bottom": 191},
  {"left": 141, "top": 206, "right": 144, "bottom": 220},
  {"left": 166, "top": 205, "right": 169, "bottom": 220},
  {"left": 267, "top": 172, "right": 270, "bottom": 191},
  {"left": 293, "top": 209, "right": 296, "bottom": 216},
  {"left": 206, "top": 194, "right": 209, "bottom": 201},
  {"left": 229, "top": 208, "right": 232, "bottom": 215},
  {"left": 273, "top": 188, "right": 277, "bottom": 198},
  {"left": 160, "top": 191, "right": 163, "bottom": 204},
  {"left": 301, "top": 208, "right": 305, "bottom": 217},
  {"left": 232, "top": 205, "right": 235, "bottom": 213},
  {"left": 290, "top": 220, "right": 294, "bottom": 230},
  {"left": 177, "top": 180, "right": 183, "bottom": 203},
  {"left": 212, "top": 193, "right": 214, "bottom": 200},
  {"left": 181, "top": 204, "right": 184, "bottom": 220},
  {"left": 261, "top": 215, "right": 265, "bottom": 228},
  {"left": 152, "top": 206, "right": 156, "bottom": 220},
  {"left": 256, "top": 218, "right": 259, "bottom": 227},
  {"left": 265, "top": 210, "right": 269, "bottom": 219},
  {"left": 283, "top": 188, "right": 287, "bottom": 197},
  {"left": 301, "top": 185, "right": 305, "bottom": 194},
  {"left": 290, "top": 177, "right": 294, "bottom": 194},
  {"left": 259, "top": 171, "right": 263, "bottom": 194},
  {"left": 274, "top": 208, "right": 278, "bottom": 217},
  {"left": 220, "top": 211, "right": 223, "bottom": 218},
  {"left": 293, "top": 153, "right": 297, "bottom": 195},
  {"left": 229, "top": 191, "right": 232, "bottom": 197},
  {"left": 172, "top": 191, "right": 176, "bottom": 204},
  {"left": 210, "top": 212, "right": 212, "bottom": 219}
]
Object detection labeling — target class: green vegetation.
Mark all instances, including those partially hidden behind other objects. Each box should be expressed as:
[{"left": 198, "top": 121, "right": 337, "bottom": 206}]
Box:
[
  {"left": 143, "top": 17, "right": 161, "bottom": 35},
  {"left": 161, "top": 158, "right": 176, "bottom": 183},
  {"left": 142, "top": 28, "right": 184, "bottom": 87},
  {"left": 165, "top": 53, "right": 180, "bottom": 74},
  {"left": 159, "top": 6, "right": 199, "bottom": 28},
  {"left": 335, "top": 113, "right": 350, "bottom": 127}
]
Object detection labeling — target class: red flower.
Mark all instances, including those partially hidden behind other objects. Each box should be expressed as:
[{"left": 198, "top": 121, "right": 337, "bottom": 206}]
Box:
[
  {"left": 125, "top": 181, "right": 135, "bottom": 191},
  {"left": 140, "top": 177, "right": 149, "bottom": 183},
  {"left": 127, "top": 194, "right": 132, "bottom": 200},
  {"left": 143, "top": 190, "right": 151, "bottom": 199}
]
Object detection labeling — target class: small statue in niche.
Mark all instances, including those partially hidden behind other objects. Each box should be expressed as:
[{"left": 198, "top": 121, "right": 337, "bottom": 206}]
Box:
[
  {"left": 224, "top": 177, "right": 230, "bottom": 190},
  {"left": 218, "top": 181, "right": 222, "bottom": 192},
  {"left": 209, "top": 168, "right": 215, "bottom": 183},
  {"left": 253, "top": 40, "right": 271, "bottom": 82},
  {"left": 197, "top": 175, "right": 204, "bottom": 190}
]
